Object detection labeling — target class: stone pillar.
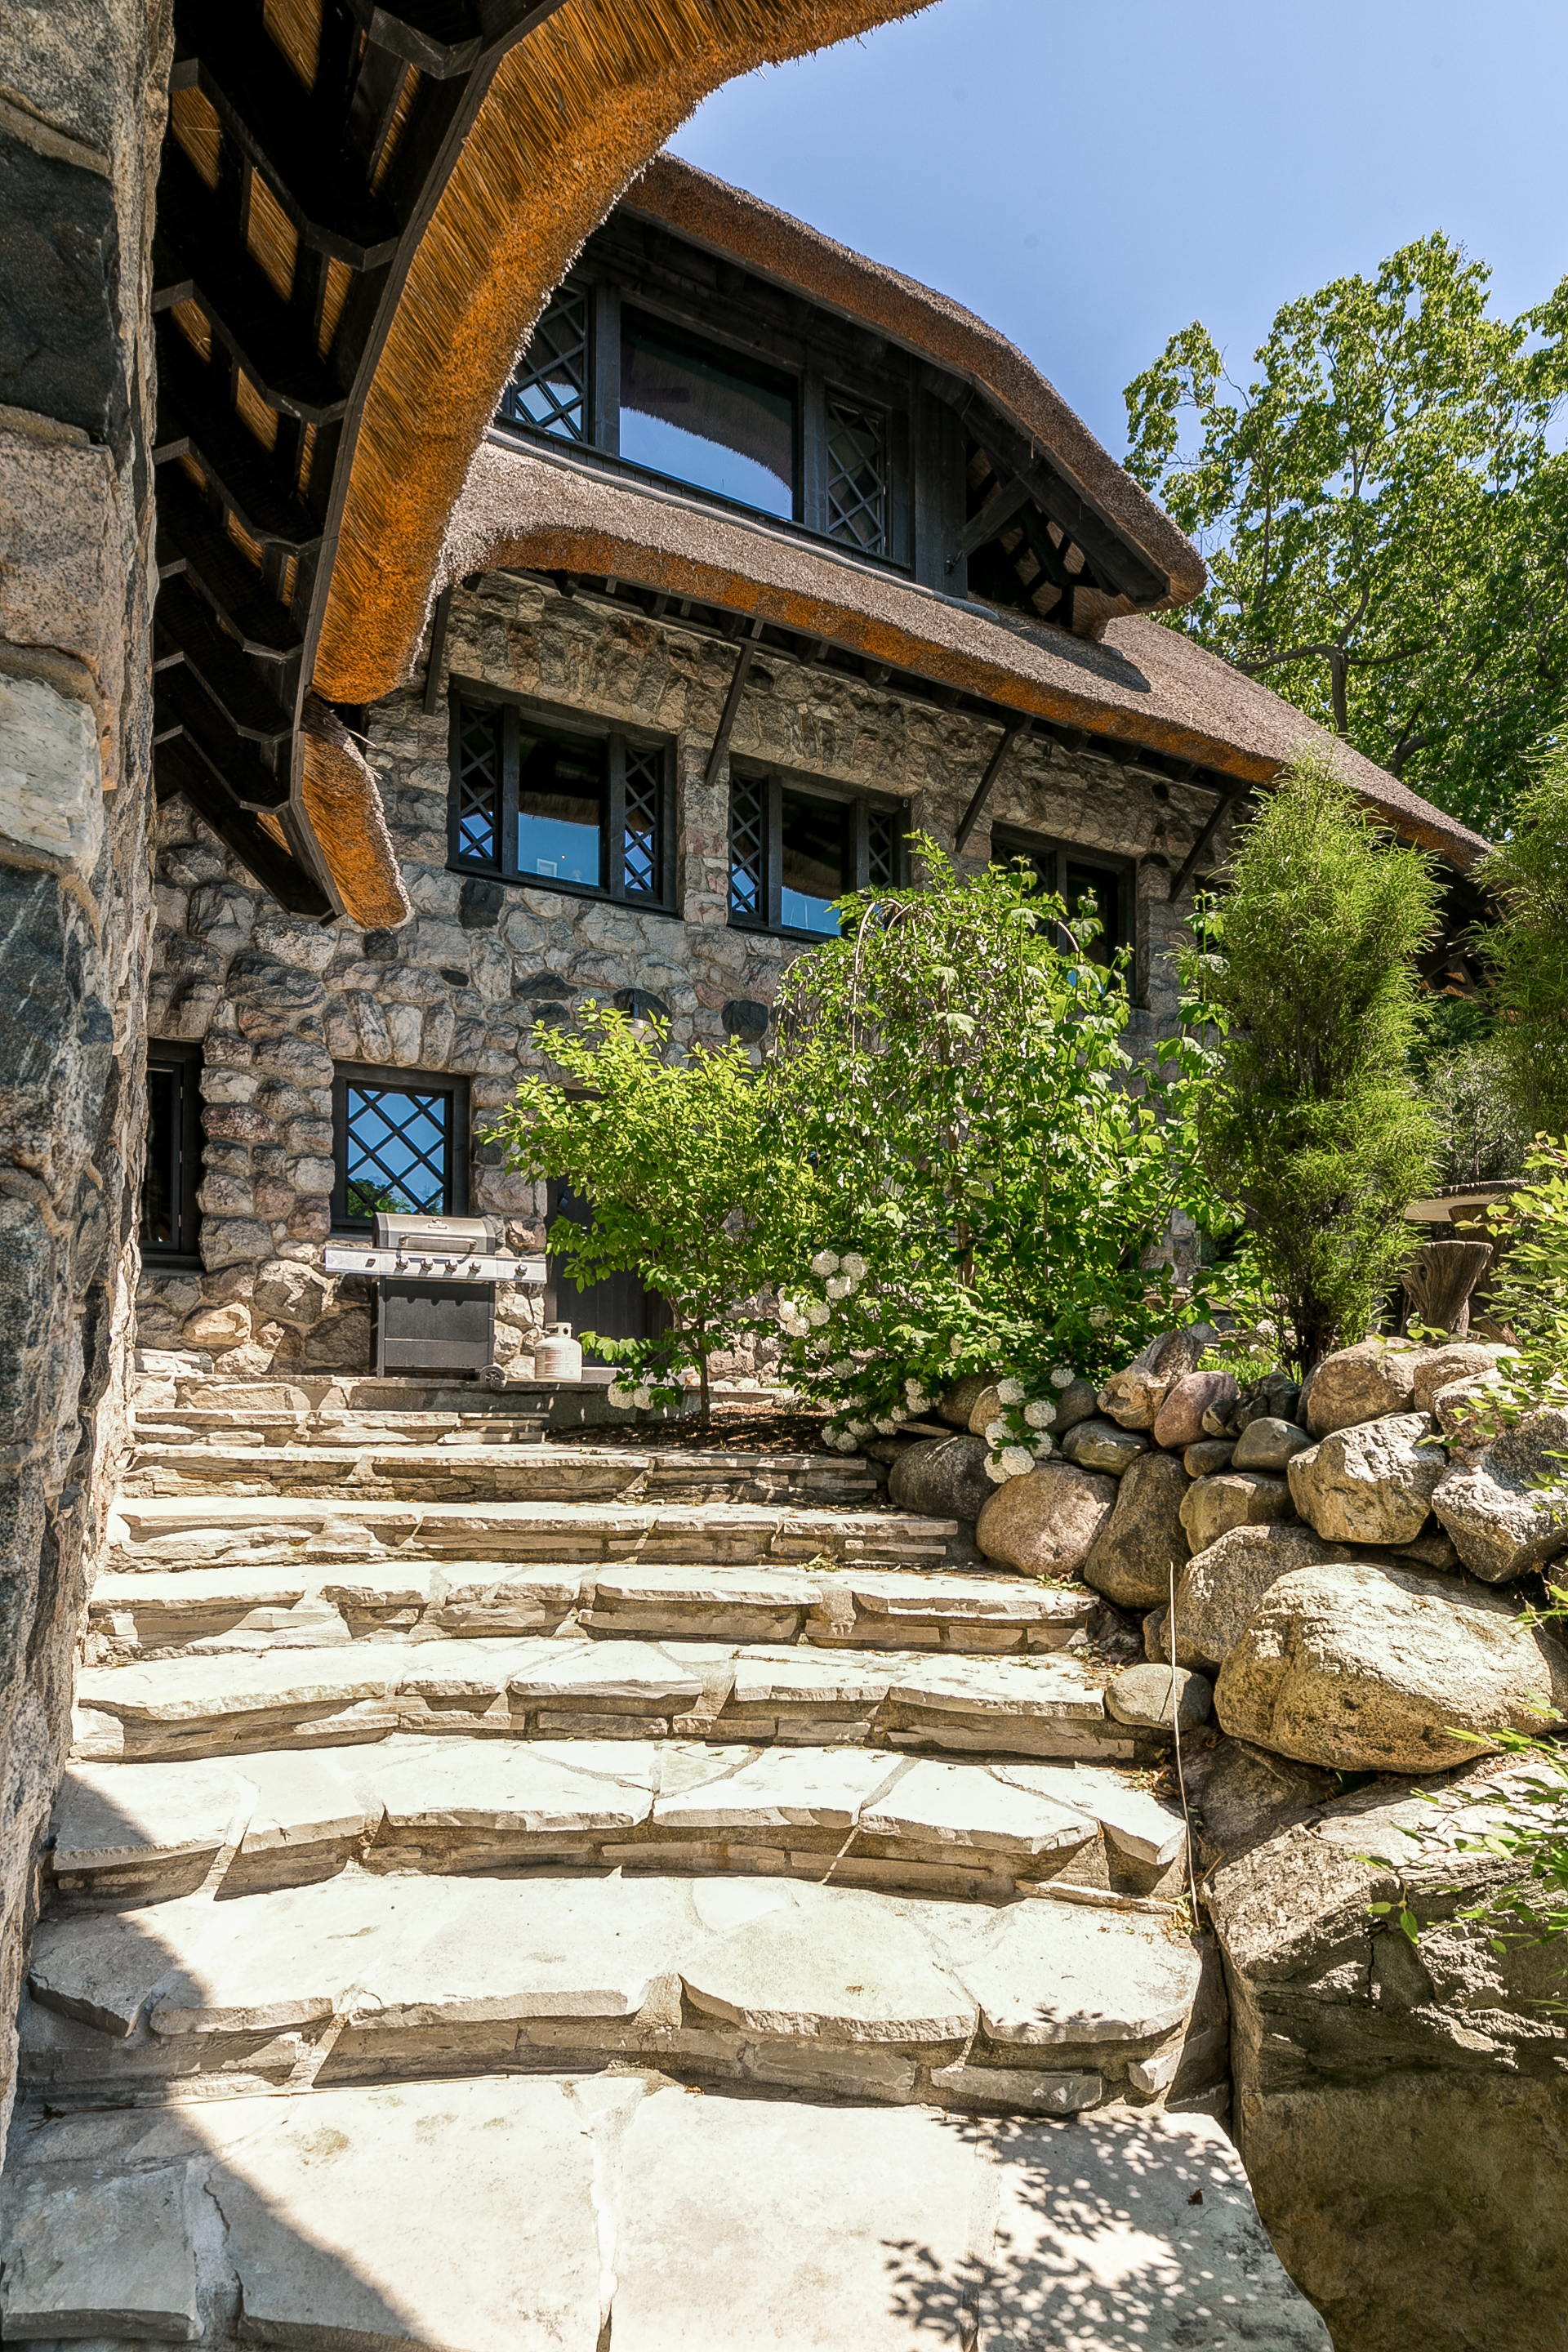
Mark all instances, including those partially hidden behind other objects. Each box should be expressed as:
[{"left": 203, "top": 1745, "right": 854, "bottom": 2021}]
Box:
[{"left": 0, "top": 1, "right": 171, "bottom": 2136}]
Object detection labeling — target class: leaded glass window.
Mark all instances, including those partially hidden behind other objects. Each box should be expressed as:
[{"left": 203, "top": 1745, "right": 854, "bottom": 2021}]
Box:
[
  {"left": 449, "top": 691, "right": 674, "bottom": 911},
  {"left": 826, "top": 399, "right": 887, "bottom": 556},
  {"left": 728, "top": 773, "right": 764, "bottom": 920},
  {"left": 456, "top": 703, "right": 501, "bottom": 864},
  {"left": 729, "top": 766, "right": 906, "bottom": 934},
  {"left": 867, "top": 807, "right": 898, "bottom": 888},
  {"left": 500, "top": 285, "right": 589, "bottom": 441},
  {"left": 623, "top": 742, "right": 662, "bottom": 898},
  {"left": 342, "top": 1084, "right": 452, "bottom": 1219}
]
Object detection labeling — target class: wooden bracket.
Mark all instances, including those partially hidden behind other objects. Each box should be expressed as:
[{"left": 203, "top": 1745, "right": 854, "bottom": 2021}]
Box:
[
  {"left": 703, "top": 618, "right": 764, "bottom": 788},
  {"left": 954, "top": 716, "right": 1031, "bottom": 852}
]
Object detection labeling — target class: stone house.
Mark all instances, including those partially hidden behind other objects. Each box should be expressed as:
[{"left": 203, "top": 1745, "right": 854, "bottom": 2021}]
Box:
[{"left": 136, "top": 154, "right": 1488, "bottom": 1382}]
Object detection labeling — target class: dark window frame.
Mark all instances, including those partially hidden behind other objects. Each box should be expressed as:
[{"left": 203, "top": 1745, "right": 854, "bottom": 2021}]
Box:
[
  {"left": 991, "top": 825, "right": 1137, "bottom": 969},
  {"left": 618, "top": 301, "right": 803, "bottom": 527},
  {"left": 728, "top": 759, "right": 910, "bottom": 942},
  {"left": 330, "top": 1062, "right": 471, "bottom": 1235},
  {"left": 141, "top": 1037, "right": 203, "bottom": 1267},
  {"left": 497, "top": 278, "right": 592, "bottom": 443},
  {"left": 447, "top": 682, "right": 678, "bottom": 915}
]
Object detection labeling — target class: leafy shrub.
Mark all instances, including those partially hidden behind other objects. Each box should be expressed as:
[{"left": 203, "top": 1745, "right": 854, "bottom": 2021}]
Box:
[
  {"left": 1410, "top": 994, "right": 1530, "bottom": 1186},
  {"left": 1474, "top": 758, "right": 1568, "bottom": 1139}
]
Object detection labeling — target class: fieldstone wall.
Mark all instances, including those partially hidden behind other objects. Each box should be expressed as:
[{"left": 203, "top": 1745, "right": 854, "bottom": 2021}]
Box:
[
  {"left": 137, "top": 574, "right": 1212, "bottom": 1377},
  {"left": 0, "top": 0, "right": 171, "bottom": 2138}
]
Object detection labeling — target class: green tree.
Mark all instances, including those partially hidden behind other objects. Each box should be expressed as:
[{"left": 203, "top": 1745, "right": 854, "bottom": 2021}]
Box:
[
  {"left": 1125, "top": 235, "right": 1568, "bottom": 835},
  {"left": 489, "top": 1005, "right": 815, "bottom": 1423},
  {"left": 760, "top": 838, "right": 1224, "bottom": 1440},
  {"left": 1180, "top": 750, "right": 1441, "bottom": 1374},
  {"left": 1473, "top": 758, "right": 1568, "bottom": 1137}
]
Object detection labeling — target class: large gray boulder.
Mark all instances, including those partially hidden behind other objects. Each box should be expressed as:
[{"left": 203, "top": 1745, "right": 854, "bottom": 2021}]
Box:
[
  {"left": 1214, "top": 1557, "right": 1568, "bottom": 1772},
  {"left": 1059, "top": 1418, "right": 1149, "bottom": 1476},
  {"left": 1103, "top": 1662, "right": 1212, "bottom": 1731},
  {"left": 974, "top": 1461, "right": 1116, "bottom": 1577},
  {"left": 1411, "top": 1342, "right": 1509, "bottom": 1416},
  {"left": 1179, "top": 1469, "right": 1294, "bottom": 1554},
  {"left": 1209, "top": 1764, "right": 1568, "bottom": 2352},
  {"left": 1081, "top": 1450, "right": 1191, "bottom": 1612},
  {"left": 1286, "top": 1414, "right": 1447, "bottom": 1548},
  {"left": 887, "top": 1434, "right": 994, "bottom": 1522},
  {"left": 1302, "top": 1339, "right": 1427, "bottom": 1437},
  {"left": 1164, "top": 1522, "right": 1354, "bottom": 1674},
  {"left": 1096, "top": 1325, "right": 1214, "bottom": 1430},
  {"left": 1178, "top": 1736, "right": 1339, "bottom": 1868},
  {"left": 1151, "top": 1370, "right": 1238, "bottom": 1452},
  {"left": 1432, "top": 1406, "right": 1568, "bottom": 1583},
  {"left": 1231, "top": 1417, "right": 1312, "bottom": 1473}
]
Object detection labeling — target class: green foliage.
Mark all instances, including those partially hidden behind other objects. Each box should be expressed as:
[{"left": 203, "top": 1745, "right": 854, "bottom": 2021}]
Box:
[
  {"left": 1179, "top": 750, "right": 1441, "bottom": 1375},
  {"left": 1473, "top": 758, "right": 1568, "bottom": 1137},
  {"left": 1408, "top": 994, "right": 1528, "bottom": 1187},
  {"left": 760, "top": 838, "right": 1227, "bottom": 1441},
  {"left": 1124, "top": 234, "right": 1568, "bottom": 835},
  {"left": 1474, "top": 1139, "right": 1568, "bottom": 1417},
  {"left": 488, "top": 1005, "right": 815, "bottom": 1419}
]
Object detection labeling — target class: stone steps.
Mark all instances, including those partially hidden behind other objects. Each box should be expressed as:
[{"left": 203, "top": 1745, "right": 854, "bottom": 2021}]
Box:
[
  {"left": 0, "top": 2076, "right": 1330, "bottom": 2351},
  {"left": 24, "top": 1856, "right": 1209, "bottom": 2112},
  {"left": 85, "top": 1559, "right": 1091, "bottom": 1659},
  {"left": 122, "top": 1438, "right": 880, "bottom": 1508},
  {"left": 73, "top": 1639, "right": 1146, "bottom": 1766},
  {"left": 47, "top": 1737, "right": 1187, "bottom": 1907},
  {"left": 105, "top": 1494, "right": 965, "bottom": 1572}
]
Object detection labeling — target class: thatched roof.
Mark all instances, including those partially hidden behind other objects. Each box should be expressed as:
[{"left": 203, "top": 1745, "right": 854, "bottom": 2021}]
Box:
[
  {"left": 445, "top": 435, "right": 1490, "bottom": 871},
  {"left": 622, "top": 156, "right": 1206, "bottom": 617}
]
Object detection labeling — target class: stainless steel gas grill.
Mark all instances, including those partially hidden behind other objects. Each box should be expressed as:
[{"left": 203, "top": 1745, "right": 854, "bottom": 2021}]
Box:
[{"left": 323, "top": 1213, "right": 545, "bottom": 1377}]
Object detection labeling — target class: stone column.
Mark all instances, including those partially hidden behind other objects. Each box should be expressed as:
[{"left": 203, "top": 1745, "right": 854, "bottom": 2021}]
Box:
[{"left": 0, "top": 0, "right": 171, "bottom": 2136}]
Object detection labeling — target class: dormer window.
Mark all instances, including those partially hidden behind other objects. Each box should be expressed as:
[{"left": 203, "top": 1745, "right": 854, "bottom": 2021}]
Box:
[{"left": 620, "top": 310, "right": 796, "bottom": 519}]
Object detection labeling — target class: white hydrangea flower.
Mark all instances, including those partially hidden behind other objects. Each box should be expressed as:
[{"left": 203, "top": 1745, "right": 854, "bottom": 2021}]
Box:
[
  {"left": 889, "top": 1405, "right": 909, "bottom": 1423},
  {"left": 1032, "top": 1432, "right": 1054, "bottom": 1457},
  {"left": 828, "top": 1359, "right": 855, "bottom": 1377},
  {"left": 845, "top": 1418, "right": 872, "bottom": 1437},
  {"left": 836, "top": 1429, "right": 860, "bottom": 1452},
  {"left": 1023, "top": 1399, "right": 1056, "bottom": 1428},
  {"left": 985, "top": 1417, "right": 1009, "bottom": 1445},
  {"left": 810, "top": 1250, "right": 840, "bottom": 1277},
  {"left": 1049, "top": 1365, "right": 1076, "bottom": 1388},
  {"left": 826, "top": 1276, "right": 849, "bottom": 1300},
  {"left": 608, "top": 1383, "right": 631, "bottom": 1408},
  {"left": 873, "top": 1418, "right": 899, "bottom": 1435},
  {"left": 1000, "top": 1446, "right": 1036, "bottom": 1477},
  {"left": 806, "top": 1302, "right": 830, "bottom": 1327},
  {"left": 949, "top": 1334, "right": 965, "bottom": 1356},
  {"left": 984, "top": 1456, "right": 1010, "bottom": 1482},
  {"left": 1087, "top": 1305, "right": 1111, "bottom": 1329},
  {"left": 996, "top": 1378, "right": 1025, "bottom": 1405},
  {"left": 842, "top": 1254, "right": 868, "bottom": 1281},
  {"left": 632, "top": 1385, "right": 653, "bottom": 1408},
  {"left": 776, "top": 1297, "right": 797, "bottom": 1323}
]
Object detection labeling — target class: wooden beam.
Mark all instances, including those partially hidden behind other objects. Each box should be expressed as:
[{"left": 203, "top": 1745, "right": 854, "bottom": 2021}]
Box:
[
  {"left": 154, "top": 667, "right": 291, "bottom": 809},
  {"left": 423, "top": 584, "right": 453, "bottom": 714},
  {"left": 153, "top": 579, "right": 295, "bottom": 746},
  {"left": 955, "top": 717, "right": 1031, "bottom": 853},
  {"left": 154, "top": 466, "right": 302, "bottom": 657},
  {"left": 154, "top": 321, "right": 322, "bottom": 550},
  {"left": 704, "top": 619, "right": 764, "bottom": 787},
  {"left": 1169, "top": 793, "right": 1236, "bottom": 905},
  {"left": 154, "top": 736, "right": 332, "bottom": 916},
  {"left": 954, "top": 473, "right": 1034, "bottom": 565}
]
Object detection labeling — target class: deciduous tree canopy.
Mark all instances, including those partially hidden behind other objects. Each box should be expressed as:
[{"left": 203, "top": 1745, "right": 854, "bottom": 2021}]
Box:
[{"left": 1125, "top": 235, "right": 1568, "bottom": 835}]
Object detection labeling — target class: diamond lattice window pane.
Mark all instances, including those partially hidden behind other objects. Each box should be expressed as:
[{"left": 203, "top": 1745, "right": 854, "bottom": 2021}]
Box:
[
  {"left": 344, "top": 1086, "right": 452, "bottom": 1221},
  {"left": 501, "top": 287, "right": 589, "bottom": 441},
  {"left": 457, "top": 704, "right": 501, "bottom": 863},
  {"left": 867, "top": 808, "right": 898, "bottom": 888},
  {"left": 826, "top": 400, "right": 887, "bottom": 556},
  {"left": 623, "top": 745, "right": 662, "bottom": 897},
  {"left": 729, "top": 775, "right": 764, "bottom": 920}
]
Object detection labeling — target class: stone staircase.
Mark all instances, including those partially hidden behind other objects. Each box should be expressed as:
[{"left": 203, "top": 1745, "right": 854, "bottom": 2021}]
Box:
[{"left": 2, "top": 1374, "right": 1332, "bottom": 2350}]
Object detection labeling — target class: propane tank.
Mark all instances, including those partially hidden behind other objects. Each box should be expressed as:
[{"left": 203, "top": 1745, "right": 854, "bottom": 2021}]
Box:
[{"left": 532, "top": 1322, "right": 583, "bottom": 1381}]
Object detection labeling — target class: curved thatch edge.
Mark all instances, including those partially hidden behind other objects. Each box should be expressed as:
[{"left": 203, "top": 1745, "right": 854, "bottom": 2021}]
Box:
[
  {"left": 626, "top": 154, "right": 1205, "bottom": 613},
  {"left": 444, "top": 440, "right": 1490, "bottom": 871},
  {"left": 300, "top": 696, "right": 412, "bottom": 932},
  {"left": 312, "top": 0, "right": 935, "bottom": 706}
]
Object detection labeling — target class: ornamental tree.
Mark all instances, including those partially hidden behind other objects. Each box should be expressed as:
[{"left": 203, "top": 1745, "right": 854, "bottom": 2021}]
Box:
[
  {"left": 1473, "top": 756, "right": 1568, "bottom": 1141},
  {"left": 759, "top": 837, "right": 1224, "bottom": 1457},
  {"left": 489, "top": 1004, "right": 815, "bottom": 1423}
]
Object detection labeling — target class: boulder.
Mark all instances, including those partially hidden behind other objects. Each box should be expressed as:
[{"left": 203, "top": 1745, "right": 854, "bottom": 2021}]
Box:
[
  {"left": 1103, "top": 1662, "right": 1213, "bottom": 1731},
  {"left": 1179, "top": 1470, "right": 1294, "bottom": 1555},
  {"left": 1081, "top": 1450, "right": 1191, "bottom": 1612},
  {"left": 975, "top": 1461, "right": 1116, "bottom": 1578},
  {"left": 1388, "top": 1526, "right": 1461, "bottom": 1574},
  {"left": 1209, "top": 1766, "right": 1568, "bottom": 2352},
  {"left": 966, "top": 1383, "right": 1006, "bottom": 1436},
  {"left": 1302, "top": 1339, "right": 1427, "bottom": 1438},
  {"left": 1411, "top": 1342, "right": 1509, "bottom": 1417},
  {"left": 1232, "top": 1418, "right": 1312, "bottom": 1473},
  {"left": 1095, "top": 1325, "right": 1214, "bottom": 1431},
  {"left": 938, "top": 1374, "right": 996, "bottom": 1431},
  {"left": 1164, "top": 1522, "right": 1354, "bottom": 1674},
  {"left": 1432, "top": 1407, "right": 1568, "bottom": 1584},
  {"left": 1143, "top": 1606, "right": 1168, "bottom": 1661},
  {"left": 1431, "top": 1375, "right": 1503, "bottom": 1448},
  {"left": 1286, "top": 1414, "right": 1447, "bottom": 1548},
  {"left": 1178, "top": 1738, "right": 1338, "bottom": 1868},
  {"left": 1183, "top": 1438, "right": 1235, "bottom": 1479},
  {"left": 1214, "top": 1558, "right": 1568, "bottom": 1772},
  {"left": 1058, "top": 1418, "right": 1149, "bottom": 1476},
  {"left": 1048, "top": 1375, "right": 1101, "bottom": 1432},
  {"left": 886, "top": 1434, "right": 994, "bottom": 1523},
  {"left": 1151, "top": 1370, "right": 1239, "bottom": 1452},
  {"left": 181, "top": 1301, "right": 252, "bottom": 1352},
  {"left": 1200, "top": 1373, "right": 1303, "bottom": 1441},
  {"left": 251, "top": 1258, "right": 332, "bottom": 1333}
]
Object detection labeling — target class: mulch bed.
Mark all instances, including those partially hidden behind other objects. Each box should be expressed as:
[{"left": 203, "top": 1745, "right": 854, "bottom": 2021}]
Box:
[{"left": 553, "top": 1404, "right": 845, "bottom": 1456}]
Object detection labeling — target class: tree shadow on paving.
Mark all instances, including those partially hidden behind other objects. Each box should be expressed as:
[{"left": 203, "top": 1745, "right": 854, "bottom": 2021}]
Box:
[{"left": 881, "top": 2110, "right": 1330, "bottom": 2352}]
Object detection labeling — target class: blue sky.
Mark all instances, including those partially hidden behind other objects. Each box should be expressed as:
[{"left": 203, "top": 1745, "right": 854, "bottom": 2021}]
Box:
[{"left": 669, "top": 0, "right": 1568, "bottom": 462}]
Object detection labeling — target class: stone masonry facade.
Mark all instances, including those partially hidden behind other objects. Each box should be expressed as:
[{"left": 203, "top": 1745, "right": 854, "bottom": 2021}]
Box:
[{"left": 136, "top": 569, "right": 1212, "bottom": 1381}]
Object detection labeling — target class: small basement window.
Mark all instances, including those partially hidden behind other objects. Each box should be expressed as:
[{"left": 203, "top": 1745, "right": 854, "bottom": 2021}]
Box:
[
  {"left": 729, "top": 765, "right": 906, "bottom": 939},
  {"left": 620, "top": 309, "right": 797, "bottom": 519},
  {"left": 991, "top": 828, "right": 1132, "bottom": 968},
  {"left": 331, "top": 1065, "right": 470, "bottom": 1232},
  {"left": 141, "top": 1039, "right": 203, "bottom": 1263},
  {"left": 449, "top": 690, "right": 674, "bottom": 910}
]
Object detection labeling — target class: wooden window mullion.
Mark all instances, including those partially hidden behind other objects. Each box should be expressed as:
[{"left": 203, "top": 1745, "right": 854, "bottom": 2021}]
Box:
[
  {"left": 853, "top": 796, "right": 871, "bottom": 892},
  {"left": 608, "top": 732, "right": 627, "bottom": 902},
  {"left": 765, "top": 773, "right": 783, "bottom": 932},
  {"left": 501, "top": 706, "right": 520, "bottom": 882},
  {"left": 593, "top": 280, "right": 620, "bottom": 452}
]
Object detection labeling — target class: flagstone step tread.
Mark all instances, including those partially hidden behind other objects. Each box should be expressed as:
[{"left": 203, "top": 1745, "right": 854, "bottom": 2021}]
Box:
[
  {"left": 122, "top": 1441, "right": 880, "bottom": 1506},
  {"left": 72, "top": 1641, "right": 1147, "bottom": 1768},
  {"left": 105, "top": 1494, "right": 967, "bottom": 1571},
  {"left": 85, "top": 1561, "right": 1091, "bottom": 1659},
  {"left": 0, "top": 2077, "right": 1329, "bottom": 2351},
  {"left": 23, "top": 1866, "right": 1207, "bottom": 2097},
  {"left": 47, "top": 1739, "right": 1185, "bottom": 1903}
]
